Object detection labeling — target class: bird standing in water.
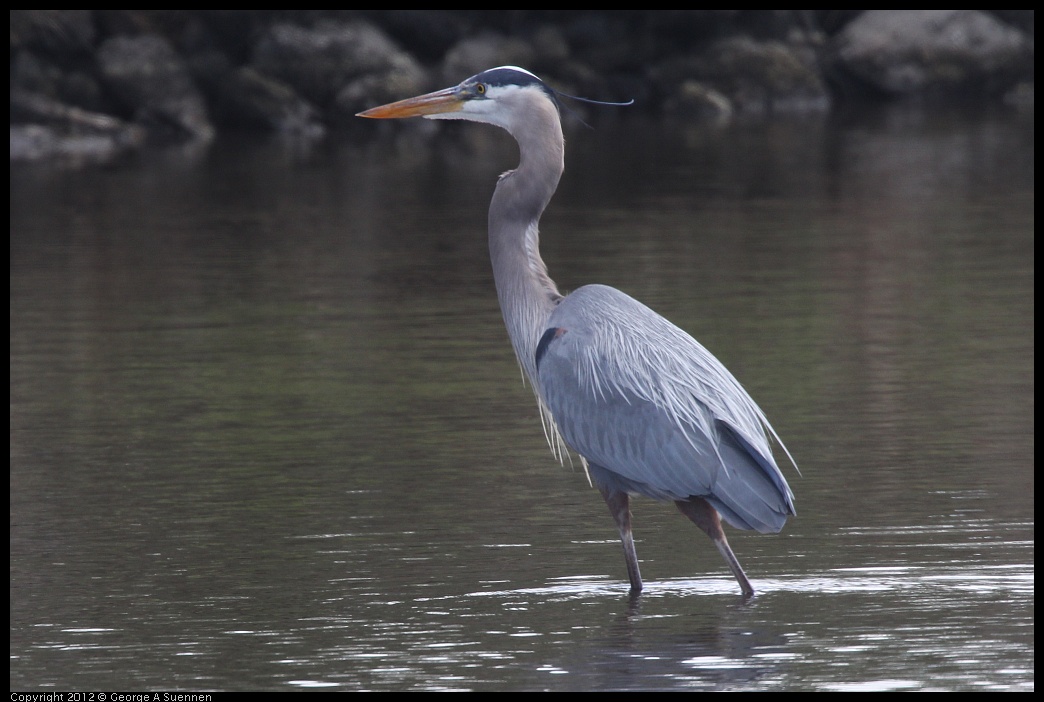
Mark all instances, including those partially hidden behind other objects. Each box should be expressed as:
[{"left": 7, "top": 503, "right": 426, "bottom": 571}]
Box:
[{"left": 359, "top": 66, "right": 796, "bottom": 597}]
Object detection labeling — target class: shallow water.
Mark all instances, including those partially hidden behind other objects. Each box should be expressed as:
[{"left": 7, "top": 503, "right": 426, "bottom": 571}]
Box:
[{"left": 10, "top": 105, "right": 1034, "bottom": 691}]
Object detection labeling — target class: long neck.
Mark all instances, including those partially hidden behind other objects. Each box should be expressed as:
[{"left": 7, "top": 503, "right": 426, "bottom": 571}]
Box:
[{"left": 488, "top": 101, "right": 565, "bottom": 385}]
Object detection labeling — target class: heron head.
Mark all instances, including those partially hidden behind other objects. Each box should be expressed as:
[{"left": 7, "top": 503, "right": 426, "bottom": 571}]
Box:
[{"left": 357, "top": 66, "right": 559, "bottom": 133}]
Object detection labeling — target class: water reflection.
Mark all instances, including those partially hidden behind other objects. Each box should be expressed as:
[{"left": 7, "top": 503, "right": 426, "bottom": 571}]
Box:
[{"left": 10, "top": 106, "right": 1033, "bottom": 691}]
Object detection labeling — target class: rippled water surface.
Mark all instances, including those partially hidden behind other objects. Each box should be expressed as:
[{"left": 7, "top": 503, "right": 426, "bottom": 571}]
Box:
[{"left": 10, "top": 106, "right": 1033, "bottom": 691}]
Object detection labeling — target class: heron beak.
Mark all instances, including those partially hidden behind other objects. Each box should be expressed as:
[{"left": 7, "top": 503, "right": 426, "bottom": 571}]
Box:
[{"left": 356, "top": 86, "right": 465, "bottom": 119}]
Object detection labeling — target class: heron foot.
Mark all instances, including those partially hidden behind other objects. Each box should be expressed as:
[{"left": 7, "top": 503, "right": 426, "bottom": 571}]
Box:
[
  {"left": 598, "top": 484, "right": 644, "bottom": 594},
  {"left": 676, "top": 497, "right": 755, "bottom": 597}
]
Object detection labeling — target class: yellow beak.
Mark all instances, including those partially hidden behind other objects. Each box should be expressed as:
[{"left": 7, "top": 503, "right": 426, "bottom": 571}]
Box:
[{"left": 356, "top": 86, "right": 465, "bottom": 120}]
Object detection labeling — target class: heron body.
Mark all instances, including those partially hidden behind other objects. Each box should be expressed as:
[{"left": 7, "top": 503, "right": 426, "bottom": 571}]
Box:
[{"left": 359, "top": 66, "right": 796, "bottom": 597}]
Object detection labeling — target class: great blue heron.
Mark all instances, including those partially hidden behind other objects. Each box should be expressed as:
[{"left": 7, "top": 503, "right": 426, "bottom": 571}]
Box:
[{"left": 358, "top": 66, "right": 796, "bottom": 597}]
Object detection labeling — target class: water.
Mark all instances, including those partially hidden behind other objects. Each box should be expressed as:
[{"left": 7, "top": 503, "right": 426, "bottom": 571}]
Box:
[{"left": 10, "top": 105, "right": 1033, "bottom": 691}]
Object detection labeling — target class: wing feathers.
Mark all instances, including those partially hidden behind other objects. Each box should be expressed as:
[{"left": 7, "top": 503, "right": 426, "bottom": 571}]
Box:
[{"left": 535, "top": 284, "right": 796, "bottom": 532}]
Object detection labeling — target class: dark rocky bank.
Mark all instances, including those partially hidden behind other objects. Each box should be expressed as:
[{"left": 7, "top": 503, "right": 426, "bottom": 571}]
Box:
[{"left": 10, "top": 10, "right": 1034, "bottom": 162}]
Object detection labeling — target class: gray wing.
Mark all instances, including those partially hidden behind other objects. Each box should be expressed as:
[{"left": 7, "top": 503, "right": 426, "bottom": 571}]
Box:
[{"left": 535, "top": 284, "right": 796, "bottom": 533}]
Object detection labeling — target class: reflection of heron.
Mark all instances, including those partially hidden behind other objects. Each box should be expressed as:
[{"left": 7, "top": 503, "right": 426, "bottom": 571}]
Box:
[{"left": 359, "top": 66, "right": 796, "bottom": 597}]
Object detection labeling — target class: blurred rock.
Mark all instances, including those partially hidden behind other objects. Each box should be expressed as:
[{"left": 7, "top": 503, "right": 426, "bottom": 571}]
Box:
[
  {"left": 252, "top": 20, "right": 423, "bottom": 109},
  {"left": 828, "top": 10, "right": 1034, "bottom": 100},
  {"left": 10, "top": 90, "right": 144, "bottom": 162},
  {"left": 662, "top": 81, "right": 733, "bottom": 123},
  {"left": 190, "top": 51, "right": 325, "bottom": 137},
  {"left": 705, "top": 36, "right": 830, "bottom": 115},
  {"left": 440, "top": 32, "right": 538, "bottom": 84},
  {"left": 97, "top": 34, "right": 214, "bottom": 141},
  {"left": 10, "top": 10, "right": 95, "bottom": 57},
  {"left": 654, "top": 36, "right": 830, "bottom": 118},
  {"left": 8, "top": 11, "right": 1036, "bottom": 161}
]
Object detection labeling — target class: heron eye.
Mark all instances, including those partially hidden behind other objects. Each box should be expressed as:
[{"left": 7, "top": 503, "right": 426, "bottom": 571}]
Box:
[{"left": 476, "top": 83, "right": 486, "bottom": 95}]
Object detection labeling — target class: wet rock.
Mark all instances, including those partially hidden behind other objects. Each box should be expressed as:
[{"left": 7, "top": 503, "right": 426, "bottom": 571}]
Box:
[
  {"left": 705, "top": 36, "right": 830, "bottom": 115},
  {"left": 10, "top": 91, "right": 144, "bottom": 162},
  {"left": 252, "top": 20, "right": 424, "bottom": 110},
  {"left": 365, "top": 10, "right": 466, "bottom": 64},
  {"left": 10, "top": 10, "right": 95, "bottom": 57},
  {"left": 828, "top": 10, "right": 1034, "bottom": 100},
  {"left": 662, "top": 81, "right": 733, "bottom": 123},
  {"left": 654, "top": 35, "right": 830, "bottom": 119},
  {"left": 97, "top": 34, "right": 214, "bottom": 141},
  {"left": 440, "top": 32, "right": 538, "bottom": 84},
  {"left": 190, "top": 51, "right": 325, "bottom": 137},
  {"left": 8, "top": 11, "right": 1037, "bottom": 160}
]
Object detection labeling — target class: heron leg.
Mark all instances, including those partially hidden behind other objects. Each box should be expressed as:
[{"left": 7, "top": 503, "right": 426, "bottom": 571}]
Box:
[
  {"left": 676, "top": 497, "right": 754, "bottom": 598},
  {"left": 598, "top": 485, "right": 643, "bottom": 594}
]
